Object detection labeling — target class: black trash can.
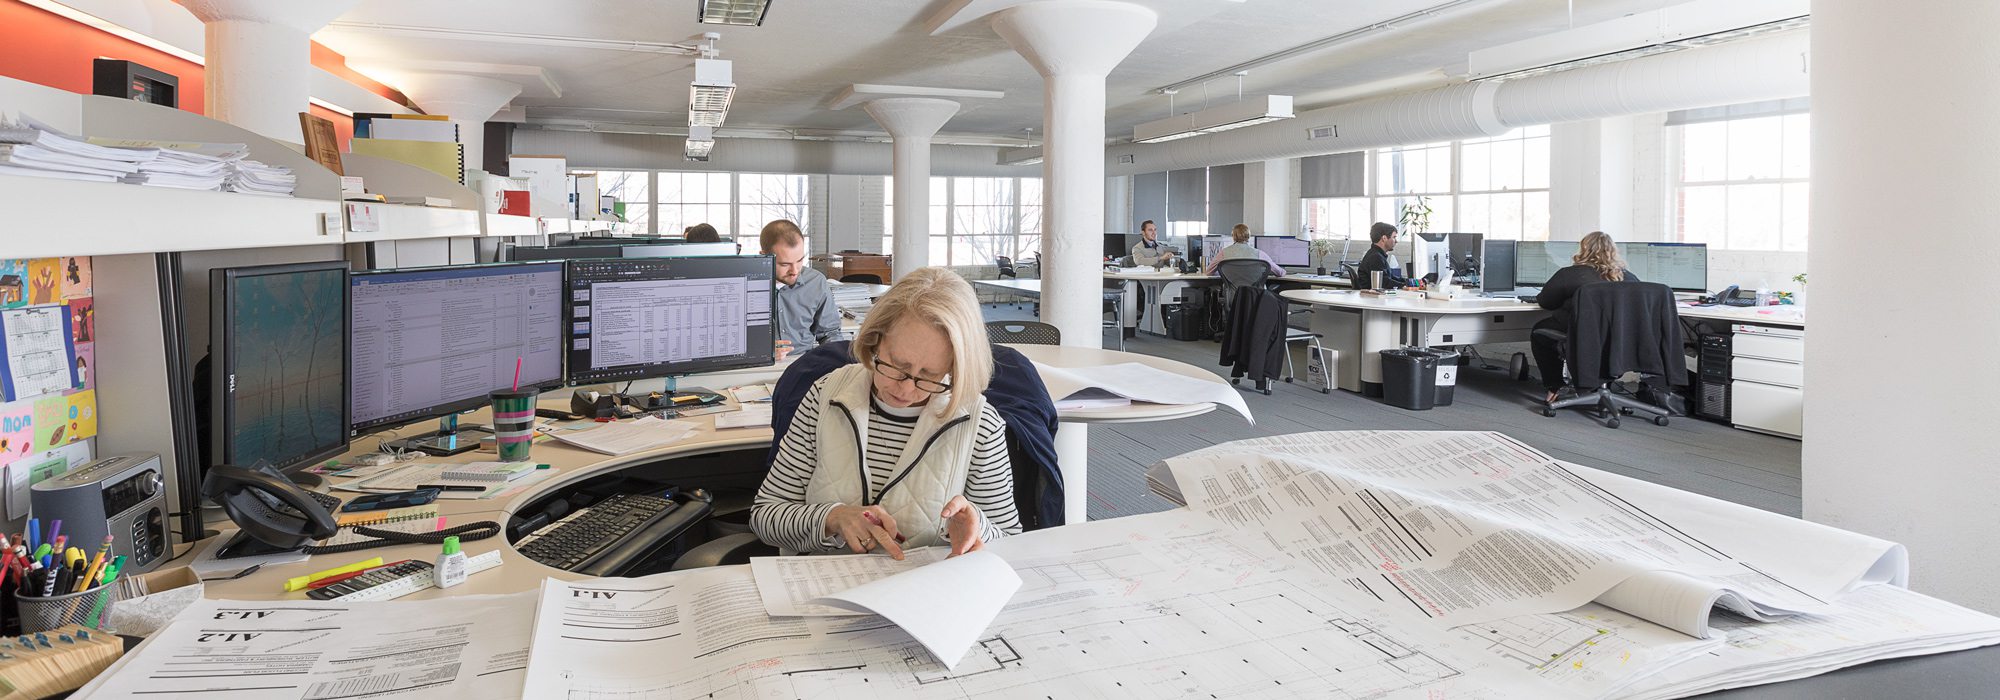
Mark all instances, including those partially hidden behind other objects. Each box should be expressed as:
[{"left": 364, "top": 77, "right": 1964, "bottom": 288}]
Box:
[
  {"left": 1162, "top": 303, "right": 1199, "bottom": 341},
  {"left": 1380, "top": 348, "right": 1440, "bottom": 410},
  {"left": 1429, "top": 349, "right": 1460, "bottom": 406}
]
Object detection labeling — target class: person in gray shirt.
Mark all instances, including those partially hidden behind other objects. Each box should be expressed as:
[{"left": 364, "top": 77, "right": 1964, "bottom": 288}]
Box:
[
  {"left": 761, "top": 219, "right": 844, "bottom": 360},
  {"left": 1130, "top": 219, "right": 1179, "bottom": 268}
]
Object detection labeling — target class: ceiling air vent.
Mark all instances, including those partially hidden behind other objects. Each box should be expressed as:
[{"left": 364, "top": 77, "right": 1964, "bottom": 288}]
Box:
[{"left": 1308, "top": 125, "right": 1337, "bottom": 140}]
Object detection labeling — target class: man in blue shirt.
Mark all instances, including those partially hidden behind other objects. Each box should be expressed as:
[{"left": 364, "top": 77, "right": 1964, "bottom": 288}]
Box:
[{"left": 760, "top": 219, "right": 844, "bottom": 361}]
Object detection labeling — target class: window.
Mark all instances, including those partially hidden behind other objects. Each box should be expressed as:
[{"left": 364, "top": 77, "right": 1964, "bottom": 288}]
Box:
[
  {"left": 884, "top": 176, "right": 1042, "bottom": 266},
  {"left": 735, "top": 173, "right": 810, "bottom": 240},
  {"left": 1297, "top": 129, "right": 1553, "bottom": 244},
  {"left": 1457, "top": 126, "right": 1551, "bottom": 241},
  {"left": 1675, "top": 113, "right": 1810, "bottom": 251},
  {"left": 575, "top": 170, "right": 650, "bottom": 232},
  {"left": 655, "top": 171, "right": 733, "bottom": 237}
]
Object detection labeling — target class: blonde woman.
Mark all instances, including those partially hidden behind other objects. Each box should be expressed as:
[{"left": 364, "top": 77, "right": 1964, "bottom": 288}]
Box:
[
  {"left": 1531, "top": 231, "right": 1643, "bottom": 402},
  {"left": 750, "top": 267, "right": 1021, "bottom": 559},
  {"left": 1202, "top": 223, "right": 1284, "bottom": 276}
]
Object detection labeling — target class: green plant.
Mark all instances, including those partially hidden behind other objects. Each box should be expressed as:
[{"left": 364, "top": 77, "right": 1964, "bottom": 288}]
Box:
[
  {"left": 1792, "top": 273, "right": 1807, "bottom": 285},
  {"left": 1398, "top": 196, "right": 1433, "bottom": 245}
]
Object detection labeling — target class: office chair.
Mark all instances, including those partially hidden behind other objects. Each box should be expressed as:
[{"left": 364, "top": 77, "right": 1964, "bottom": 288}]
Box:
[
  {"left": 839, "top": 274, "right": 883, "bottom": 285},
  {"left": 1216, "top": 259, "right": 1322, "bottom": 391},
  {"left": 1538, "top": 282, "right": 1687, "bottom": 429},
  {"left": 986, "top": 321, "right": 1061, "bottom": 346},
  {"left": 1103, "top": 280, "right": 1127, "bottom": 350},
  {"left": 996, "top": 256, "right": 1018, "bottom": 279}
]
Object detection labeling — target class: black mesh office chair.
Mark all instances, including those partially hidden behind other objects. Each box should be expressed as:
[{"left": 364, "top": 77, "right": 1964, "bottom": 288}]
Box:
[
  {"left": 1539, "top": 282, "right": 1687, "bottom": 429},
  {"left": 996, "top": 256, "right": 1018, "bottom": 279},
  {"left": 839, "top": 273, "right": 883, "bottom": 284},
  {"left": 986, "top": 321, "right": 1061, "bottom": 346},
  {"left": 1216, "top": 259, "right": 1322, "bottom": 390}
]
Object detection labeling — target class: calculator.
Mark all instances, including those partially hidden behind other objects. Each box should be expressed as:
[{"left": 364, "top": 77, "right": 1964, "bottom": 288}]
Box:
[{"left": 306, "top": 560, "right": 433, "bottom": 600}]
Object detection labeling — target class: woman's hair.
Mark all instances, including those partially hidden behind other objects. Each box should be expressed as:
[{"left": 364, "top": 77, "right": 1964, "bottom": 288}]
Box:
[
  {"left": 1370, "top": 222, "right": 1398, "bottom": 244},
  {"left": 1231, "top": 224, "right": 1251, "bottom": 243},
  {"left": 851, "top": 267, "right": 993, "bottom": 416},
  {"left": 684, "top": 223, "right": 722, "bottom": 243},
  {"left": 1572, "top": 231, "right": 1626, "bottom": 281}
]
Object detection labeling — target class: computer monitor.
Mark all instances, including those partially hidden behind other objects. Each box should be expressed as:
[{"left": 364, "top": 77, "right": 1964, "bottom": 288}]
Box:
[
  {"left": 1481, "top": 240, "right": 1517, "bottom": 294},
  {"left": 1254, "top": 236, "right": 1310, "bottom": 267},
  {"left": 1514, "top": 240, "right": 1568, "bottom": 287},
  {"left": 1622, "top": 242, "right": 1709, "bottom": 292},
  {"left": 1186, "top": 235, "right": 1205, "bottom": 266},
  {"left": 209, "top": 261, "right": 350, "bottom": 487},
  {"left": 1447, "top": 233, "right": 1484, "bottom": 278},
  {"left": 349, "top": 262, "right": 566, "bottom": 446},
  {"left": 1201, "top": 237, "right": 1226, "bottom": 263},
  {"left": 564, "top": 256, "right": 777, "bottom": 387},
  {"left": 506, "top": 242, "right": 739, "bottom": 261},
  {"left": 1410, "top": 232, "right": 1449, "bottom": 278}
]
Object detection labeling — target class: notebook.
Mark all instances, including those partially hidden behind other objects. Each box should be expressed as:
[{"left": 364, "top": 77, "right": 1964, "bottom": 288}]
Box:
[
  {"left": 317, "top": 514, "right": 446, "bottom": 548},
  {"left": 336, "top": 505, "right": 441, "bottom": 528},
  {"left": 440, "top": 462, "right": 538, "bottom": 482}
]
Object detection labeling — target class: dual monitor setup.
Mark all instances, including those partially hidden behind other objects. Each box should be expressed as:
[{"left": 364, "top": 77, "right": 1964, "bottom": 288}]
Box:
[
  {"left": 1185, "top": 234, "right": 1313, "bottom": 268},
  {"left": 208, "top": 254, "right": 776, "bottom": 488}
]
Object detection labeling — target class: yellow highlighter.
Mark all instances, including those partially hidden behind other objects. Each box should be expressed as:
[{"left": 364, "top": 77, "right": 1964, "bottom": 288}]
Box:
[{"left": 283, "top": 557, "right": 385, "bottom": 593}]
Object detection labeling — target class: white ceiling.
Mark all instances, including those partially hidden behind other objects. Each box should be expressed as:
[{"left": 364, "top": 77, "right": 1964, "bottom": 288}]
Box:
[{"left": 315, "top": 0, "right": 1682, "bottom": 141}]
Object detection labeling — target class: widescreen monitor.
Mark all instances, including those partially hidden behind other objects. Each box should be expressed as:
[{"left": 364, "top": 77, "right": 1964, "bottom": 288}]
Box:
[
  {"left": 506, "top": 242, "right": 739, "bottom": 262},
  {"left": 1481, "top": 240, "right": 1517, "bottom": 294},
  {"left": 349, "top": 262, "right": 566, "bottom": 435},
  {"left": 1253, "top": 236, "right": 1310, "bottom": 267},
  {"left": 564, "top": 256, "right": 777, "bottom": 385},
  {"left": 1514, "top": 241, "right": 1568, "bottom": 287},
  {"left": 1622, "top": 242, "right": 1709, "bottom": 292}
]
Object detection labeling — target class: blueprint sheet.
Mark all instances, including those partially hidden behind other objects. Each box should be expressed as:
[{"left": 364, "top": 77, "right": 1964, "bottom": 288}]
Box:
[
  {"left": 1162, "top": 431, "right": 1903, "bottom": 634},
  {"left": 523, "top": 508, "right": 1570, "bottom": 699}
]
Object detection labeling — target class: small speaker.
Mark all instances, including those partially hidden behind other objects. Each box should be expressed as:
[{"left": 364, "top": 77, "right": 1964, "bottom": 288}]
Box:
[{"left": 31, "top": 453, "right": 169, "bottom": 574}]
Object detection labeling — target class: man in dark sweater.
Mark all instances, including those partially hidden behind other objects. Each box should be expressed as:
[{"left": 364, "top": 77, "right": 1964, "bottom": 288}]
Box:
[
  {"left": 1531, "top": 232, "right": 1642, "bottom": 401},
  {"left": 1355, "top": 222, "right": 1406, "bottom": 289}
]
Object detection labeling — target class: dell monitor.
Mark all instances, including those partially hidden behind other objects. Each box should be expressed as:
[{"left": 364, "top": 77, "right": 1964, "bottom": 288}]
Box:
[
  {"left": 1254, "top": 236, "right": 1310, "bottom": 267},
  {"left": 1514, "top": 240, "right": 1568, "bottom": 287},
  {"left": 1622, "top": 242, "right": 1709, "bottom": 292},
  {"left": 209, "top": 261, "right": 350, "bottom": 488},
  {"left": 1481, "top": 240, "right": 1517, "bottom": 295},
  {"left": 564, "top": 256, "right": 777, "bottom": 395},
  {"left": 349, "top": 262, "right": 566, "bottom": 454},
  {"left": 1410, "top": 232, "right": 1450, "bottom": 279}
]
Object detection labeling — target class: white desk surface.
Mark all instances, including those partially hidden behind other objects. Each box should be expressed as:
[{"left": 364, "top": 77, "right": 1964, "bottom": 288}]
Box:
[
  {"left": 1001, "top": 343, "right": 1223, "bottom": 424},
  {"left": 1280, "top": 288, "right": 1544, "bottom": 315},
  {"left": 201, "top": 346, "right": 1226, "bottom": 601},
  {"left": 1100, "top": 269, "right": 1349, "bottom": 288},
  {"left": 973, "top": 278, "right": 1043, "bottom": 295},
  {"left": 829, "top": 281, "right": 891, "bottom": 298},
  {"left": 1678, "top": 303, "right": 1806, "bottom": 328}
]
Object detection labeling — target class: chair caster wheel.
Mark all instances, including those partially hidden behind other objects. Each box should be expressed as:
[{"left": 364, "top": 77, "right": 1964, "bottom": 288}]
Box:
[
  {"left": 1620, "top": 408, "right": 1634, "bottom": 416},
  {"left": 1542, "top": 408, "right": 1555, "bottom": 417},
  {"left": 1284, "top": 377, "right": 1294, "bottom": 383},
  {"left": 1607, "top": 418, "right": 1621, "bottom": 429},
  {"left": 1654, "top": 415, "right": 1670, "bottom": 427},
  {"left": 1230, "top": 377, "right": 1240, "bottom": 386},
  {"left": 1511, "top": 353, "right": 1530, "bottom": 381},
  {"left": 1262, "top": 388, "right": 1273, "bottom": 396}
]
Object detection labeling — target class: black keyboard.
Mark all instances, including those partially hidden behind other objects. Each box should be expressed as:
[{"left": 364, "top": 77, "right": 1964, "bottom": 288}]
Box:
[{"left": 515, "top": 493, "right": 678, "bottom": 572}]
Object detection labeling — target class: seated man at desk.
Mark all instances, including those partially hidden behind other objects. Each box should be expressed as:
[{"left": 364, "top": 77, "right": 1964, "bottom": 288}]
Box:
[
  {"left": 1130, "top": 219, "right": 1179, "bottom": 267},
  {"left": 750, "top": 267, "right": 1021, "bottom": 559},
  {"left": 1202, "top": 224, "right": 1284, "bottom": 277},
  {"left": 1355, "top": 222, "right": 1407, "bottom": 289},
  {"left": 763, "top": 219, "right": 844, "bottom": 361},
  {"left": 1531, "top": 231, "right": 1644, "bottom": 403}
]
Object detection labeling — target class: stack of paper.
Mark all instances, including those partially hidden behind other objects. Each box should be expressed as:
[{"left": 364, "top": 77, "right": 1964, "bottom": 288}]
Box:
[
  {"left": 544, "top": 416, "right": 698, "bottom": 455},
  {"left": 227, "top": 159, "right": 296, "bottom": 196},
  {"left": 121, "top": 146, "right": 232, "bottom": 190},
  {"left": 0, "top": 115, "right": 155, "bottom": 182},
  {"left": 1033, "top": 361, "right": 1253, "bottom": 421}
]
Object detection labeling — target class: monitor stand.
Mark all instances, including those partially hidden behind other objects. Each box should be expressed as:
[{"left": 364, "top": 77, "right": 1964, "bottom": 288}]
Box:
[{"left": 384, "top": 414, "right": 492, "bottom": 457}]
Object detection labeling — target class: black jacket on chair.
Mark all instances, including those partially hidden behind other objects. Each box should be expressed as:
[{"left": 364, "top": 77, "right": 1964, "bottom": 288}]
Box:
[
  {"left": 1216, "top": 260, "right": 1287, "bottom": 386},
  {"left": 1565, "top": 282, "right": 1687, "bottom": 388}
]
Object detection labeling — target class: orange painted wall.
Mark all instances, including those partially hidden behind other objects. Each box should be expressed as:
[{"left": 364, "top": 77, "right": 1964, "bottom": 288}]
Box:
[
  {"left": 0, "top": 0, "right": 393, "bottom": 150},
  {"left": 0, "top": 0, "right": 208, "bottom": 114}
]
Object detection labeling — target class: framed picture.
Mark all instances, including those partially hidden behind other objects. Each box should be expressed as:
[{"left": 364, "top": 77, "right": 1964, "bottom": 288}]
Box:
[{"left": 299, "top": 112, "right": 344, "bottom": 176}]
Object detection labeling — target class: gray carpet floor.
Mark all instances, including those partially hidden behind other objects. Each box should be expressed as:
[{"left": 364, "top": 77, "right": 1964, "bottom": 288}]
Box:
[{"left": 977, "top": 303, "right": 1805, "bottom": 522}]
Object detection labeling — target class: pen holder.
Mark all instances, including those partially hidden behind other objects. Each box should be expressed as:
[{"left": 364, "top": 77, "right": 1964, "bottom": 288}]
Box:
[{"left": 17, "top": 583, "right": 117, "bottom": 634}]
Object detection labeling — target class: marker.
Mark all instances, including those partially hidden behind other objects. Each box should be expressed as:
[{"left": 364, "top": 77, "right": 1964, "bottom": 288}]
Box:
[{"left": 283, "top": 557, "right": 385, "bottom": 592}]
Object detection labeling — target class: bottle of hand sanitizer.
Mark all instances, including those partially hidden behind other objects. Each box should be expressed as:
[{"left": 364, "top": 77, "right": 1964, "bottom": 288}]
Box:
[{"left": 434, "top": 536, "right": 467, "bottom": 589}]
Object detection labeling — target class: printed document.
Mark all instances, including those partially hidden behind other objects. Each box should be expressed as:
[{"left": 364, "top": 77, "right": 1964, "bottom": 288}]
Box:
[
  {"left": 75, "top": 593, "right": 534, "bottom": 699},
  {"left": 1033, "top": 361, "right": 1252, "bottom": 421},
  {"left": 752, "top": 548, "right": 948, "bottom": 616},
  {"left": 805, "top": 550, "right": 1022, "bottom": 669},
  {"left": 544, "top": 416, "right": 699, "bottom": 455}
]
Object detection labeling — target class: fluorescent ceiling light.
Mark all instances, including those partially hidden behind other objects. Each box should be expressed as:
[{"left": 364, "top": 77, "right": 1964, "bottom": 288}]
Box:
[
  {"left": 699, "top": 0, "right": 772, "bottom": 26},
  {"left": 689, "top": 58, "right": 735, "bottom": 128},
  {"left": 688, "top": 110, "right": 727, "bottom": 128},
  {"left": 999, "top": 147, "right": 1043, "bottom": 166},
  {"left": 685, "top": 125, "right": 716, "bottom": 161},
  {"left": 1133, "top": 95, "right": 1294, "bottom": 144}
]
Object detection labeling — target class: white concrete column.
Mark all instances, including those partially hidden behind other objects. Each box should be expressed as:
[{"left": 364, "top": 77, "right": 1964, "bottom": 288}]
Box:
[
  {"left": 991, "top": 0, "right": 1156, "bottom": 524},
  {"left": 397, "top": 74, "right": 522, "bottom": 174},
  {"left": 863, "top": 98, "right": 960, "bottom": 279},
  {"left": 1805, "top": 1, "right": 2000, "bottom": 613},
  {"left": 1243, "top": 159, "right": 1291, "bottom": 234},
  {"left": 178, "top": 0, "right": 359, "bottom": 142}
]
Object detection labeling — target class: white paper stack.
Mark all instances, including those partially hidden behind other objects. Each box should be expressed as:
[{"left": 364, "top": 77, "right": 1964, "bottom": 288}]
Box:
[
  {"left": 122, "top": 148, "right": 231, "bottom": 190},
  {"left": 0, "top": 115, "right": 155, "bottom": 182},
  {"left": 227, "top": 159, "right": 296, "bottom": 196}
]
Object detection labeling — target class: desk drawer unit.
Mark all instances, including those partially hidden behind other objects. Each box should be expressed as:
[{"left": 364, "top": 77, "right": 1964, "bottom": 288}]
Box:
[{"left": 1729, "top": 324, "right": 1804, "bottom": 439}]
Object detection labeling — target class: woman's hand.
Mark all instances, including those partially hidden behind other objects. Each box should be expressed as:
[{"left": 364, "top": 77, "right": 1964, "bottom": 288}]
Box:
[
  {"left": 941, "top": 495, "right": 986, "bottom": 557},
  {"left": 825, "top": 504, "right": 905, "bottom": 560}
]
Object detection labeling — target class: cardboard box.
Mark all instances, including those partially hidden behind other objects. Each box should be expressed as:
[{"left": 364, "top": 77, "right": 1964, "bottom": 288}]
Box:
[{"left": 106, "top": 567, "right": 203, "bottom": 636}]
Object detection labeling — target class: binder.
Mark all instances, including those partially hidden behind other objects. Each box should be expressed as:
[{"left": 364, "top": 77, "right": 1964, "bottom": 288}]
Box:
[{"left": 351, "top": 138, "right": 465, "bottom": 184}]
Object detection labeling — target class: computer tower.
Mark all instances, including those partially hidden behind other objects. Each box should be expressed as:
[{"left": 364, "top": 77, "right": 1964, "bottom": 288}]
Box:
[{"left": 1695, "top": 332, "right": 1731, "bottom": 422}]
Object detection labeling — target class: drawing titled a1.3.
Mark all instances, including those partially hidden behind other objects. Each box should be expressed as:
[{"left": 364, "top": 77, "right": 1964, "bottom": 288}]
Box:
[{"left": 0, "top": 255, "right": 100, "bottom": 500}]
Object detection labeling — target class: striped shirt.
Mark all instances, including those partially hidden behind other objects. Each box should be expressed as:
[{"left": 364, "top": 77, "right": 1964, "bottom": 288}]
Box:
[{"left": 751, "top": 377, "right": 1022, "bottom": 553}]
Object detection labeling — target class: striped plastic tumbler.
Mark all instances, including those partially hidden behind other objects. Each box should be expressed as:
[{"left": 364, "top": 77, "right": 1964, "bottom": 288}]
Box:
[{"left": 490, "top": 389, "right": 538, "bottom": 462}]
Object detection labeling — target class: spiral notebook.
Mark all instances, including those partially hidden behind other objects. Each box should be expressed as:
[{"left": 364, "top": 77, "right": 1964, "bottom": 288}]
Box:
[{"left": 318, "top": 511, "right": 446, "bottom": 548}]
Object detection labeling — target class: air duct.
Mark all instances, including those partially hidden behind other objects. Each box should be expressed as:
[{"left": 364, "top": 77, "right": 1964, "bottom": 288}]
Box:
[
  {"left": 512, "top": 128, "right": 1024, "bottom": 177},
  {"left": 1106, "top": 29, "right": 1809, "bottom": 176}
]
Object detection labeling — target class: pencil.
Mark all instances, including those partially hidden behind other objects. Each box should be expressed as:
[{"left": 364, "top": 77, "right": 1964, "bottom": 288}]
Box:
[{"left": 76, "top": 536, "right": 110, "bottom": 593}]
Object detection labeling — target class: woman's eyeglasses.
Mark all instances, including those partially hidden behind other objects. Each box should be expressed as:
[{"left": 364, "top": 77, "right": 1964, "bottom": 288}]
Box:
[{"left": 872, "top": 359, "right": 951, "bottom": 394}]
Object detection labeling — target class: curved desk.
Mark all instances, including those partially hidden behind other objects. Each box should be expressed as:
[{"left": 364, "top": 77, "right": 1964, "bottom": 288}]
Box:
[
  {"left": 1281, "top": 288, "right": 1550, "bottom": 395},
  {"left": 203, "top": 346, "right": 1232, "bottom": 599}
]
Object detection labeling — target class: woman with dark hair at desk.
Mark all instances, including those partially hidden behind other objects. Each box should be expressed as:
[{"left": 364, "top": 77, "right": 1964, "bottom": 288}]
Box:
[
  {"left": 750, "top": 268, "right": 1021, "bottom": 559},
  {"left": 1531, "top": 231, "right": 1643, "bottom": 404}
]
